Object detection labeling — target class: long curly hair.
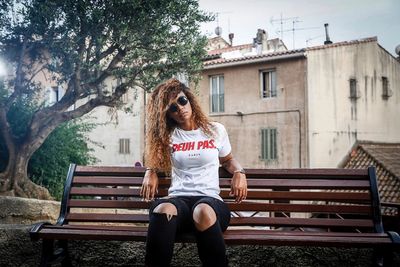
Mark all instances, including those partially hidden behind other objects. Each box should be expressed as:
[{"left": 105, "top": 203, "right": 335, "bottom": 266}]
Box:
[{"left": 145, "top": 78, "right": 214, "bottom": 172}]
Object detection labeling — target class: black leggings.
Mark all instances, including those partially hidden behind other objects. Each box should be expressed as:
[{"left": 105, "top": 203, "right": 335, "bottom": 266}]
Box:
[{"left": 145, "top": 196, "right": 231, "bottom": 267}]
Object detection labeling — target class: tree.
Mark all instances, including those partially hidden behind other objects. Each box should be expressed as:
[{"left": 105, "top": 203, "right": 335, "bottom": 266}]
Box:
[
  {"left": 29, "top": 120, "right": 98, "bottom": 200},
  {"left": 0, "top": 0, "right": 211, "bottom": 199},
  {"left": 0, "top": 93, "right": 98, "bottom": 199}
]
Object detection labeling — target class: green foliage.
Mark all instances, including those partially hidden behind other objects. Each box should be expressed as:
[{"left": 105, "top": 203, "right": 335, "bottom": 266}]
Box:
[
  {"left": 0, "top": 93, "right": 97, "bottom": 199},
  {"left": 0, "top": 0, "right": 211, "bottom": 197},
  {"left": 0, "top": 0, "right": 212, "bottom": 94},
  {"left": 28, "top": 120, "right": 97, "bottom": 200}
]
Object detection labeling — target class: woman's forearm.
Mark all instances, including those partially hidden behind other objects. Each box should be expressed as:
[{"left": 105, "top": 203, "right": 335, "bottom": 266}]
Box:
[{"left": 222, "top": 157, "right": 244, "bottom": 174}]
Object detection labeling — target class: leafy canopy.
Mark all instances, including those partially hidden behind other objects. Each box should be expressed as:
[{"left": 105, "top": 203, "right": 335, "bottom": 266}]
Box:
[{"left": 0, "top": 0, "right": 211, "bottom": 105}]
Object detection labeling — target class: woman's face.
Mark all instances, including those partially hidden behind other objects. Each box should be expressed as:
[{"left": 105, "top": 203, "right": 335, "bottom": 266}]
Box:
[{"left": 167, "top": 91, "right": 193, "bottom": 126}]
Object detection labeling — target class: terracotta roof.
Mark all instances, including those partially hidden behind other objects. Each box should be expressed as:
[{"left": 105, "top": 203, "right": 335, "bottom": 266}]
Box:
[
  {"left": 203, "top": 49, "right": 306, "bottom": 67},
  {"left": 342, "top": 141, "right": 400, "bottom": 215},
  {"left": 306, "top": 36, "right": 377, "bottom": 51},
  {"left": 203, "top": 37, "right": 378, "bottom": 67},
  {"left": 207, "top": 43, "right": 253, "bottom": 56}
]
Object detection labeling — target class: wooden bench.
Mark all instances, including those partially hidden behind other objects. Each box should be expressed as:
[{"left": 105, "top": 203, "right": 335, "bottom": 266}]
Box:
[{"left": 30, "top": 164, "right": 400, "bottom": 266}]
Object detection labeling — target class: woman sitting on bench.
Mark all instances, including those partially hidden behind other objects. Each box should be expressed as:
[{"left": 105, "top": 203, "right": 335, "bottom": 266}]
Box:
[{"left": 141, "top": 78, "right": 247, "bottom": 267}]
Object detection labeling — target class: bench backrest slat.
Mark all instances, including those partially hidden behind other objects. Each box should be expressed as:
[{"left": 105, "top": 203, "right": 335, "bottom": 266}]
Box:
[{"left": 58, "top": 164, "right": 381, "bottom": 233}]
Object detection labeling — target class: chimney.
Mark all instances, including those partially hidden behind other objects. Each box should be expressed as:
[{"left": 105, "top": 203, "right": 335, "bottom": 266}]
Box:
[
  {"left": 255, "top": 29, "right": 264, "bottom": 55},
  {"left": 324, "top": 23, "right": 332, "bottom": 45},
  {"left": 229, "top": 33, "right": 234, "bottom": 46}
]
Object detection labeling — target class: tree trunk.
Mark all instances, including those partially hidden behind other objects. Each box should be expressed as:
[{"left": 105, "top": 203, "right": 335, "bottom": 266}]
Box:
[{"left": 0, "top": 148, "right": 52, "bottom": 200}]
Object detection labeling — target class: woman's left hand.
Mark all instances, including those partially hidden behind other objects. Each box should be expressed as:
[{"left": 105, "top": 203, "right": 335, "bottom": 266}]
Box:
[{"left": 230, "top": 172, "right": 247, "bottom": 203}]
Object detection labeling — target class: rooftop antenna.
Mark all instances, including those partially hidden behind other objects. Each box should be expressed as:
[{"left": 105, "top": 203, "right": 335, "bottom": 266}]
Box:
[
  {"left": 215, "top": 12, "right": 222, "bottom": 37},
  {"left": 306, "top": 35, "right": 324, "bottom": 46},
  {"left": 277, "top": 19, "right": 320, "bottom": 49},
  {"left": 270, "top": 13, "right": 299, "bottom": 41}
]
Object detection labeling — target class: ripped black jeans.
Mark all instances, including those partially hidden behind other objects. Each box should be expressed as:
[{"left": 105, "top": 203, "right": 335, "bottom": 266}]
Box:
[{"left": 145, "top": 196, "right": 231, "bottom": 267}]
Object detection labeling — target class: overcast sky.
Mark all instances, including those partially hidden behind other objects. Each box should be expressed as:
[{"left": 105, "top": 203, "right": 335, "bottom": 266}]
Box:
[{"left": 198, "top": 0, "right": 400, "bottom": 56}]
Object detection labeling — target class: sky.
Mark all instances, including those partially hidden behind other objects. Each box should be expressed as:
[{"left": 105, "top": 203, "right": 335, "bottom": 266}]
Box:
[{"left": 198, "top": 0, "right": 400, "bottom": 56}]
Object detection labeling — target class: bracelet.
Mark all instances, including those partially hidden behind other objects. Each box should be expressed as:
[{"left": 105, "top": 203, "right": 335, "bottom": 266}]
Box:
[
  {"left": 233, "top": 169, "right": 246, "bottom": 174},
  {"left": 146, "top": 167, "right": 155, "bottom": 172}
]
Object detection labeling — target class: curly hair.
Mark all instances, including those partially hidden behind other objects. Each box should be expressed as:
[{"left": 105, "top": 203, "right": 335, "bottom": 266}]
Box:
[{"left": 145, "top": 78, "right": 214, "bottom": 172}]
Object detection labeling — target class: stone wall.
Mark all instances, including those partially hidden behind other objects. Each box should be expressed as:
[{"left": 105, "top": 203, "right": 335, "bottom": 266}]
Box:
[{"left": 0, "top": 196, "right": 60, "bottom": 224}]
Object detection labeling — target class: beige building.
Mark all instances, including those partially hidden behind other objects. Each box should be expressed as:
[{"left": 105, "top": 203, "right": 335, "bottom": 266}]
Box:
[
  {"left": 83, "top": 83, "right": 145, "bottom": 166},
  {"left": 199, "top": 35, "right": 400, "bottom": 168},
  {"left": 37, "top": 74, "right": 145, "bottom": 166},
  {"left": 307, "top": 38, "right": 400, "bottom": 167},
  {"left": 33, "top": 32, "right": 399, "bottom": 169}
]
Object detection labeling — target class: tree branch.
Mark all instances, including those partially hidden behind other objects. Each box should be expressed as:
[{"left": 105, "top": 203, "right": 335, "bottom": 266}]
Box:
[
  {"left": 85, "top": 47, "right": 126, "bottom": 89},
  {"left": 0, "top": 106, "right": 16, "bottom": 158}
]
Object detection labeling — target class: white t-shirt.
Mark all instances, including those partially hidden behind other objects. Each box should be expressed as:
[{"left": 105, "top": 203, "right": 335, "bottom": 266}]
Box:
[{"left": 168, "top": 122, "right": 231, "bottom": 200}]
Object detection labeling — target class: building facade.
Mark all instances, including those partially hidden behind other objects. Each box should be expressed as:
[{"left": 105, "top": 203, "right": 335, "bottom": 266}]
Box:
[
  {"left": 199, "top": 35, "right": 400, "bottom": 168},
  {"left": 307, "top": 38, "right": 400, "bottom": 167},
  {"left": 31, "top": 32, "right": 399, "bottom": 169}
]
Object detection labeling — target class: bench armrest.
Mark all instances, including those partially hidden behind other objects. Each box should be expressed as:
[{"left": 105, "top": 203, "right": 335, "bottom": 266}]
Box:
[{"left": 29, "top": 222, "right": 53, "bottom": 241}]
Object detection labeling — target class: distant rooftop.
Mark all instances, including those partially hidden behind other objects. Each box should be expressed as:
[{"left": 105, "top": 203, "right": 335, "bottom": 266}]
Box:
[
  {"left": 341, "top": 141, "right": 400, "bottom": 215},
  {"left": 204, "top": 36, "right": 380, "bottom": 68}
]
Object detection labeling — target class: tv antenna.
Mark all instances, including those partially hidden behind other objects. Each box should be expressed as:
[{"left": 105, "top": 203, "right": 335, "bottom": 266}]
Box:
[
  {"left": 214, "top": 11, "right": 233, "bottom": 37},
  {"left": 270, "top": 13, "right": 299, "bottom": 41},
  {"left": 277, "top": 20, "right": 320, "bottom": 49},
  {"left": 306, "top": 35, "right": 324, "bottom": 46}
]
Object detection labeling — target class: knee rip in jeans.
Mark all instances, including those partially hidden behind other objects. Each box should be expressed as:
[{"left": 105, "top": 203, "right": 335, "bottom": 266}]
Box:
[
  {"left": 153, "top": 203, "right": 177, "bottom": 222},
  {"left": 193, "top": 203, "right": 217, "bottom": 231}
]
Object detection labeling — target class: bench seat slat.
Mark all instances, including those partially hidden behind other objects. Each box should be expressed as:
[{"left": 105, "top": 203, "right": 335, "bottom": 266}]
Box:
[
  {"left": 34, "top": 228, "right": 394, "bottom": 248},
  {"left": 66, "top": 213, "right": 149, "bottom": 223},
  {"left": 227, "top": 202, "right": 372, "bottom": 214},
  {"left": 230, "top": 217, "right": 374, "bottom": 228},
  {"left": 223, "top": 234, "right": 394, "bottom": 247},
  {"left": 41, "top": 225, "right": 388, "bottom": 239}
]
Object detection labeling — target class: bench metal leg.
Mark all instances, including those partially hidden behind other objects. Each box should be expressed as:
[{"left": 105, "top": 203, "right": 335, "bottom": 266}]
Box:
[
  {"left": 373, "top": 248, "right": 394, "bottom": 267},
  {"left": 59, "top": 240, "right": 72, "bottom": 267},
  {"left": 39, "top": 239, "right": 72, "bottom": 267},
  {"left": 40, "top": 239, "right": 54, "bottom": 267}
]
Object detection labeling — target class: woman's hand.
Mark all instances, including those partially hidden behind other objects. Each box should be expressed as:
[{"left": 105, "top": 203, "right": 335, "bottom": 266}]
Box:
[
  {"left": 140, "top": 170, "right": 159, "bottom": 202},
  {"left": 230, "top": 172, "right": 247, "bottom": 203}
]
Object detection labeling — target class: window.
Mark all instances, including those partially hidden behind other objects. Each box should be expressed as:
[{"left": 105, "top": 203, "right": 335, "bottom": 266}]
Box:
[
  {"left": 261, "top": 128, "right": 277, "bottom": 160},
  {"left": 382, "top": 76, "right": 392, "bottom": 99},
  {"left": 119, "top": 138, "right": 130, "bottom": 154},
  {"left": 261, "top": 70, "right": 277, "bottom": 98},
  {"left": 47, "top": 86, "right": 64, "bottom": 105},
  {"left": 210, "top": 75, "right": 224, "bottom": 113},
  {"left": 349, "top": 78, "right": 358, "bottom": 99},
  {"left": 121, "top": 92, "right": 129, "bottom": 103}
]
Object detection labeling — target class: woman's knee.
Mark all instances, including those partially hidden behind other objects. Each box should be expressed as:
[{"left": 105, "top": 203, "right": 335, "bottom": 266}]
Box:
[
  {"left": 193, "top": 203, "right": 217, "bottom": 231},
  {"left": 153, "top": 202, "right": 177, "bottom": 216}
]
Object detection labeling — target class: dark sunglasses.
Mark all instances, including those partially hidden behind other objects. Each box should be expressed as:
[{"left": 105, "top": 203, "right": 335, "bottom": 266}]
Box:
[{"left": 168, "top": 95, "right": 189, "bottom": 113}]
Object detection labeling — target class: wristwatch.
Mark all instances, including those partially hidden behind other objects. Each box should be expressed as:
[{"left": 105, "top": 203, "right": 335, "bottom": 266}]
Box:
[{"left": 233, "top": 169, "right": 246, "bottom": 174}]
